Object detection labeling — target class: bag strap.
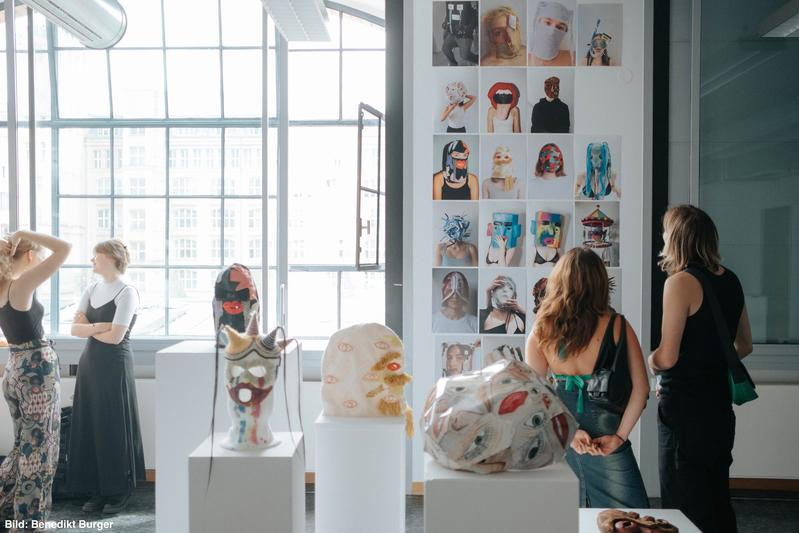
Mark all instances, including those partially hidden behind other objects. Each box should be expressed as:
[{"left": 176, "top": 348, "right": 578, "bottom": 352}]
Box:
[
  {"left": 684, "top": 267, "right": 751, "bottom": 385},
  {"left": 610, "top": 314, "right": 627, "bottom": 372},
  {"left": 591, "top": 313, "right": 625, "bottom": 373}
]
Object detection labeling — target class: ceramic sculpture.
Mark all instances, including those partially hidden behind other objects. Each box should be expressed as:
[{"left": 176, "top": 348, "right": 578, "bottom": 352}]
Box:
[
  {"left": 422, "top": 359, "right": 577, "bottom": 474},
  {"left": 597, "top": 510, "right": 679, "bottom": 533},
  {"left": 321, "top": 323, "right": 414, "bottom": 437},
  {"left": 213, "top": 263, "right": 259, "bottom": 345}
]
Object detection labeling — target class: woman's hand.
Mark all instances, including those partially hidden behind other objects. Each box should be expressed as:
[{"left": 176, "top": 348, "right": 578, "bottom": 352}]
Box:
[
  {"left": 486, "top": 235, "right": 508, "bottom": 265},
  {"left": 592, "top": 434, "right": 624, "bottom": 456},
  {"left": 570, "top": 429, "right": 596, "bottom": 455}
]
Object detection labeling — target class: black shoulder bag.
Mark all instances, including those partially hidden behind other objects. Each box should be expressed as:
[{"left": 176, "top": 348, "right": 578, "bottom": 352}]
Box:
[
  {"left": 685, "top": 267, "right": 758, "bottom": 406},
  {"left": 585, "top": 314, "right": 632, "bottom": 414}
]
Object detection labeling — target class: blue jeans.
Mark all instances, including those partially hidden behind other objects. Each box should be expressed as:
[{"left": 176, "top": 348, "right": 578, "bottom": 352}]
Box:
[{"left": 556, "top": 381, "right": 649, "bottom": 508}]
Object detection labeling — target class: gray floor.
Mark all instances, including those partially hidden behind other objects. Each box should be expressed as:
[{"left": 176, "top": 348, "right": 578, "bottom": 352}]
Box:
[{"left": 46, "top": 484, "right": 799, "bottom": 532}]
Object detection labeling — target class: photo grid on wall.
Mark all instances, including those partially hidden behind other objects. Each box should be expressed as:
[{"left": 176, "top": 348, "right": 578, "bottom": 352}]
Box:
[{"left": 431, "top": 0, "right": 624, "bottom": 377}]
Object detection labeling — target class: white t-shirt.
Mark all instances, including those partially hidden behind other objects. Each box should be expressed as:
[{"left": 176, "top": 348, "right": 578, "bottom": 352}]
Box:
[
  {"left": 77, "top": 278, "right": 139, "bottom": 327},
  {"left": 432, "top": 310, "right": 478, "bottom": 333}
]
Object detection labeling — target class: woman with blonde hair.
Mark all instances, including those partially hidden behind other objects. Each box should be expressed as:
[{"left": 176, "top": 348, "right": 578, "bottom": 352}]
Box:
[
  {"left": 650, "top": 205, "right": 750, "bottom": 532},
  {"left": 526, "top": 248, "right": 649, "bottom": 507},
  {"left": 0, "top": 230, "right": 71, "bottom": 529},
  {"left": 68, "top": 239, "right": 143, "bottom": 515}
]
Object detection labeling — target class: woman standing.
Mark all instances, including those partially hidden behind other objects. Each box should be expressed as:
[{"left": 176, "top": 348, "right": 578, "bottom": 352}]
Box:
[
  {"left": 650, "top": 205, "right": 751, "bottom": 532},
  {"left": 0, "top": 230, "right": 71, "bottom": 530},
  {"left": 526, "top": 248, "right": 649, "bottom": 508},
  {"left": 68, "top": 240, "right": 144, "bottom": 515}
]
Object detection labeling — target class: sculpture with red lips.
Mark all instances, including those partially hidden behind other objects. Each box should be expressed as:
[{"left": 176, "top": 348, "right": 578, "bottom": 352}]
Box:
[{"left": 422, "top": 359, "right": 577, "bottom": 474}]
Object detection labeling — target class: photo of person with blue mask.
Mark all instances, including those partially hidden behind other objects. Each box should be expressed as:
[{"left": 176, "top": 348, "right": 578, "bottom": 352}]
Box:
[{"left": 485, "top": 212, "right": 523, "bottom": 267}]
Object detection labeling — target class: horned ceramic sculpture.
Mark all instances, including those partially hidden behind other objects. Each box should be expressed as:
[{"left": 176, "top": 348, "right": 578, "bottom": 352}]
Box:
[
  {"left": 321, "top": 323, "right": 414, "bottom": 437},
  {"left": 221, "top": 314, "right": 283, "bottom": 450},
  {"left": 422, "top": 359, "right": 577, "bottom": 474}
]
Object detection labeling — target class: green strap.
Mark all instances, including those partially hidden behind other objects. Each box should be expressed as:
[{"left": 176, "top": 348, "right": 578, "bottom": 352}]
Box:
[{"left": 554, "top": 374, "right": 593, "bottom": 414}]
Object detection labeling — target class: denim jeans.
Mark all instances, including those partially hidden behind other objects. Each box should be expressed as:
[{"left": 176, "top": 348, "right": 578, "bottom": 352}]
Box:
[{"left": 556, "top": 380, "right": 649, "bottom": 508}]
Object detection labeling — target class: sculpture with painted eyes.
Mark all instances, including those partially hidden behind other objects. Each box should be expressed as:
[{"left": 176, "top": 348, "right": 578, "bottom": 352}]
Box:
[
  {"left": 213, "top": 263, "right": 259, "bottom": 346},
  {"left": 221, "top": 314, "right": 287, "bottom": 451},
  {"left": 322, "top": 323, "right": 414, "bottom": 437},
  {"left": 597, "top": 510, "right": 679, "bottom": 533},
  {"left": 422, "top": 359, "right": 577, "bottom": 474}
]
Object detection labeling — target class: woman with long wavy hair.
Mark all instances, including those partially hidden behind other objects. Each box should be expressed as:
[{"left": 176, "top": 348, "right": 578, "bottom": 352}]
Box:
[
  {"left": 526, "top": 248, "right": 649, "bottom": 508},
  {"left": 0, "top": 230, "right": 71, "bottom": 530},
  {"left": 650, "top": 205, "right": 751, "bottom": 532}
]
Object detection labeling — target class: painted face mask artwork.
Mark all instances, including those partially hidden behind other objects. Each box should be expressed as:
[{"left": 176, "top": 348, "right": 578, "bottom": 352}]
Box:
[
  {"left": 422, "top": 359, "right": 577, "bottom": 474},
  {"left": 531, "top": 1, "right": 572, "bottom": 61},
  {"left": 534, "top": 143, "right": 565, "bottom": 178},
  {"left": 213, "top": 263, "right": 259, "bottom": 345},
  {"left": 544, "top": 76, "right": 560, "bottom": 100},
  {"left": 442, "top": 140, "right": 470, "bottom": 185},
  {"left": 487, "top": 212, "right": 522, "bottom": 249},
  {"left": 221, "top": 315, "right": 285, "bottom": 450},
  {"left": 533, "top": 211, "right": 564, "bottom": 250},
  {"left": 483, "top": 344, "right": 524, "bottom": 367},
  {"left": 596, "top": 510, "right": 679, "bottom": 533},
  {"left": 580, "top": 142, "right": 614, "bottom": 200},
  {"left": 445, "top": 81, "right": 468, "bottom": 105},
  {"left": 321, "top": 323, "right": 414, "bottom": 437},
  {"left": 441, "top": 213, "right": 471, "bottom": 245},
  {"left": 441, "top": 342, "right": 476, "bottom": 377},
  {"left": 487, "top": 11, "right": 522, "bottom": 59}
]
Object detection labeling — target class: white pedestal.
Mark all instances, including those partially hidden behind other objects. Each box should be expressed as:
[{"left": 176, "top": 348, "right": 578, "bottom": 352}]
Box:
[
  {"left": 424, "top": 454, "right": 578, "bottom": 533},
  {"left": 579, "top": 508, "right": 700, "bottom": 532},
  {"left": 156, "top": 341, "right": 301, "bottom": 533},
  {"left": 188, "top": 432, "right": 304, "bottom": 533},
  {"left": 315, "top": 414, "right": 406, "bottom": 533}
]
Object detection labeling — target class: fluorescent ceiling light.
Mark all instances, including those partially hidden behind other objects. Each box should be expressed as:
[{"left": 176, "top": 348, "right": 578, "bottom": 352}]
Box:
[
  {"left": 759, "top": 0, "right": 799, "bottom": 38},
  {"left": 19, "top": 0, "right": 127, "bottom": 48}
]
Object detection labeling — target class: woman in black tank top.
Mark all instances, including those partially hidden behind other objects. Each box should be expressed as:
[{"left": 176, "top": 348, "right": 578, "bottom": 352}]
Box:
[
  {"left": 650, "top": 205, "right": 753, "bottom": 533},
  {"left": 0, "top": 230, "right": 71, "bottom": 529}
]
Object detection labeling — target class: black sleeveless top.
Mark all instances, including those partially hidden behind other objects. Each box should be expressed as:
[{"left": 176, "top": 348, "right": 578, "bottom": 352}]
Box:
[
  {"left": 659, "top": 266, "right": 744, "bottom": 412},
  {"left": 442, "top": 179, "right": 471, "bottom": 200},
  {"left": 0, "top": 282, "right": 45, "bottom": 345}
]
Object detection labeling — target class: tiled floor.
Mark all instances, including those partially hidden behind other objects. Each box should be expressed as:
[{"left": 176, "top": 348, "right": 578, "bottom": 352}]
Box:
[{"left": 41, "top": 483, "right": 799, "bottom": 532}]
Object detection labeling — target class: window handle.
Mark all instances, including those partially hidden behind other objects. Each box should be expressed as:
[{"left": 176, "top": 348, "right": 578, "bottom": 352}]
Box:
[{"left": 360, "top": 219, "right": 371, "bottom": 235}]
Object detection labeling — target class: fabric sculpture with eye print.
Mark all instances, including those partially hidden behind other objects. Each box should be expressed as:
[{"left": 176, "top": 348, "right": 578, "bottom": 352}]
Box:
[
  {"left": 487, "top": 212, "right": 522, "bottom": 249},
  {"left": 422, "top": 359, "right": 577, "bottom": 474},
  {"left": 483, "top": 344, "right": 524, "bottom": 366},
  {"left": 531, "top": 1, "right": 573, "bottom": 61},
  {"left": 532, "top": 211, "right": 565, "bottom": 265},
  {"left": 213, "top": 263, "right": 259, "bottom": 345},
  {"left": 597, "top": 510, "right": 679, "bottom": 533},
  {"left": 322, "top": 323, "right": 414, "bottom": 437},
  {"left": 221, "top": 315, "right": 285, "bottom": 450},
  {"left": 580, "top": 142, "right": 614, "bottom": 200}
]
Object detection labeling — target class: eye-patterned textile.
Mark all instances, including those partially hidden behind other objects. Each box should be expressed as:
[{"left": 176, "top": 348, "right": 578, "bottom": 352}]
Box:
[
  {"left": 422, "top": 359, "right": 577, "bottom": 474},
  {"left": 322, "top": 323, "right": 413, "bottom": 437}
]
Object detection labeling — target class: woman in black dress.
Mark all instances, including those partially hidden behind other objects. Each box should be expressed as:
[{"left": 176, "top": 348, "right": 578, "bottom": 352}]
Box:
[
  {"left": 68, "top": 239, "right": 144, "bottom": 515},
  {"left": 650, "top": 205, "right": 753, "bottom": 532}
]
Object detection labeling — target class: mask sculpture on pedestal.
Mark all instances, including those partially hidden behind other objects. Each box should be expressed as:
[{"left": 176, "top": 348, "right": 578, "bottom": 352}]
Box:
[
  {"left": 597, "top": 510, "right": 679, "bottom": 533},
  {"left": 322, "top": 323, "right": 414, "bottom": 437},
  {"left": 213, "top": 263, "right": 259, "bottom": 345},
  {"left": 422, "top": 359, "right": 577, "bottom": 474},
  {"left": 220, "top": 315, "right": 286, "bottom": 451}
]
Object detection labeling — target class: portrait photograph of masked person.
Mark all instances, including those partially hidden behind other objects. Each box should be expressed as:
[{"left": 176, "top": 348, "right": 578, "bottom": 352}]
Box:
[
  {"left": 527, "top": 0, "right": 575, "bottom": 66},
  {"left": 480, "top": 1, "right": 527, "bottom": 66},
  {"left": 480, "top": 136, "right": 525, "bottom": 199},
  {"left": 437, "top": 77, "right": 478, "bottom": 133},
  {"left": 433, "top": 1, "right": 479, "bottom": 66},
  {"left": 479, "top": 271, "right": 527, "bottom": 334},
  {"left": 433, "top": 209, "right": 479, "bottom": 267},
  {"left": 574, "top": 137, "right": 621, "bottom": 200},
  {"left": 531, "top": 209, "right": 569, "bottom": 266},
  {"left": 579, "top": 4, "right": 623, "bottom": 67},
  {"left": 481, "top": 335, "right": 525, "bottom": 366},
  {"left": 484, "top": 78, "right": 524, "bottom": 133},
  {"left": 528, "top": 69, "right": 573, "bottom": 133},
  {"left": 480, "top": 203, "right": 525, "bottom": 267},
  {"left": 432, "top": 269, "right": 479, "bottom": 333},
  {"left": 439, "top": 338, "right": 480, "bottom": 377},
  {"left": 528, "top": 135, "right": 574, "bottom": 199},
  {"left": 433, "top": 137, "right": 480, "bottom": 200}
]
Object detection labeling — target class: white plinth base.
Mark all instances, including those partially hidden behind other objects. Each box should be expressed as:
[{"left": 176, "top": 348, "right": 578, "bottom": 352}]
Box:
[
  {"left": 579, "top": 508, "right": 700, "bottom": 532},
  {"left": 424, "top": 454, "right": 578, "bottom": 533},
  {"left": 315, "top": 414, "right": 406, "bottom": 533},
  {"left": 188, "top": 432, "right": 305, "bottom": 533}
]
